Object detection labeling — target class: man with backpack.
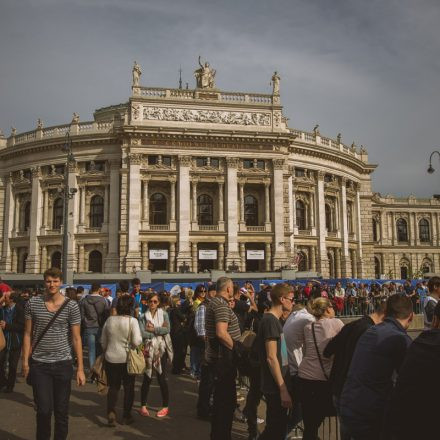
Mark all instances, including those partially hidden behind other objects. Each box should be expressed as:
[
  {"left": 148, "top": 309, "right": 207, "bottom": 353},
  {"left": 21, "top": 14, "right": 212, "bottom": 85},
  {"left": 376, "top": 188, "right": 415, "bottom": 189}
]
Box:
[{"left": 80, "top": 283, "right": 110, "bottom": 372}]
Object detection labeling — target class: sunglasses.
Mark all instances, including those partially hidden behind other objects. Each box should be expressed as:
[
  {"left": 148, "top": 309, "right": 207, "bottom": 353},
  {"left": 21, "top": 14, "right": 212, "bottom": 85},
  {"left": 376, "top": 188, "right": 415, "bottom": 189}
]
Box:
[
  {"left": 149, "top": 300, "right": 159, "bottom": 304},
  {"left": 282, "top": 297, "right": 294, "bottom": 303}
]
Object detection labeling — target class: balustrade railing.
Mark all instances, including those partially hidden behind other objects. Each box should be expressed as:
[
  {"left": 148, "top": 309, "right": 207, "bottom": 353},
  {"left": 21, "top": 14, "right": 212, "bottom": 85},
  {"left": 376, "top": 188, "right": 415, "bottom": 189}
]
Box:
[
  {"left": 198, "top": 225, "right": 219, "bottom": 231},
  {"left": 246, "top": 225, "right": 266, "bottom": 232},
  {"left": 150, "top": 224, "right": 170, "bottom": 231}
]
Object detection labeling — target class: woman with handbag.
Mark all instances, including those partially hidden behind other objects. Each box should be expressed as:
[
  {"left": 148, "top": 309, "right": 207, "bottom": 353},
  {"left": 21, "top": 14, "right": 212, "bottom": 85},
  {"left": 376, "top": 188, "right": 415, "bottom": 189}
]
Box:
[
  {"left": 298, "top": 297, "right": 344, "bottom": 440},
  {"left": 138, "top": 292, "right": 173, "bottom": 418},
  {"left": 101, "top": 295, "right": 142, "bottom": 426}
]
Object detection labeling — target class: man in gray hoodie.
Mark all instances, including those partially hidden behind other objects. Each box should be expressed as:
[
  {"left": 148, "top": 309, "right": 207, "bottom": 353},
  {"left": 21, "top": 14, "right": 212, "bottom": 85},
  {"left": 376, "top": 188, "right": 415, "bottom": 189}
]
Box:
[{"left": 80, "top": 283, "right": 109, "bottom": 371}]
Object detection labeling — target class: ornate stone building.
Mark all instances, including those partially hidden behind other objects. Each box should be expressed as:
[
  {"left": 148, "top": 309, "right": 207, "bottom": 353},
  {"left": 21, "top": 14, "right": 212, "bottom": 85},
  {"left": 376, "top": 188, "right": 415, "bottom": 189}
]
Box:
[{"left": 0, "top": 61, "right": 439, "bottom": 279}]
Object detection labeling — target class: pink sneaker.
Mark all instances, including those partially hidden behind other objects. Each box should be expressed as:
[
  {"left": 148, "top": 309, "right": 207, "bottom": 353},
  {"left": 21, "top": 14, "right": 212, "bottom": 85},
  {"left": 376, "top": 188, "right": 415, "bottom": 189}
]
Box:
[
  {"left": 138, "top": 407, "right": 150, "bottom": 417},
  {"left": 157, "top": 407, "right": 169, "bottom": 418}
]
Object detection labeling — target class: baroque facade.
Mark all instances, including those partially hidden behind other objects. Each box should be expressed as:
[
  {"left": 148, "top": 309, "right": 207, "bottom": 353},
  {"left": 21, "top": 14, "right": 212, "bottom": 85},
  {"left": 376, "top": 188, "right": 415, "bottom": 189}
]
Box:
[{"left": 0, "top": 61, "right": 439, "bottom": 279}]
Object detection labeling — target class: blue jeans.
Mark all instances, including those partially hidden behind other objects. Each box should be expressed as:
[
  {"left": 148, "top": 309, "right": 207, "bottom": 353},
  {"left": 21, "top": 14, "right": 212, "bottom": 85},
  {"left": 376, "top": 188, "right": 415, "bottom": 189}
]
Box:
[
  {"left": 84, "top": 327, "right": 101, "bottom": 370},
  {"left": 30, "top": 359, "right": 73, "bottom": 440},
  {"left": 190, "top": 345, "right": 203, "bottom": 378}
]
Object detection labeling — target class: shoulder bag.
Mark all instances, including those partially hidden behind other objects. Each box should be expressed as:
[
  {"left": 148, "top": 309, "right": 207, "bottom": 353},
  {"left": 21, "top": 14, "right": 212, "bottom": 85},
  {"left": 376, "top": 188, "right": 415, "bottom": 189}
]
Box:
[
  {"left": 126, "top": 317, "right": 146, "bottom": 375},
  {"left": 26, "top": 298, "right": 71, "bottom": 386},
  {"left": 311, "top": 322, "right": 336, "bottom": 417}
]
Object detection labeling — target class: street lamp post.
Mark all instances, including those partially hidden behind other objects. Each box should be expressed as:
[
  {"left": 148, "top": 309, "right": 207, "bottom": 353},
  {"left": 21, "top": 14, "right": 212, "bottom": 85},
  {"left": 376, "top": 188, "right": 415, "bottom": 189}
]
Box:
[
  {"left": 61, "top": 132, "right": 77, "bottom": 282},
  {"left": 427, "top": 151, "right": 440, "bottom": 174}
]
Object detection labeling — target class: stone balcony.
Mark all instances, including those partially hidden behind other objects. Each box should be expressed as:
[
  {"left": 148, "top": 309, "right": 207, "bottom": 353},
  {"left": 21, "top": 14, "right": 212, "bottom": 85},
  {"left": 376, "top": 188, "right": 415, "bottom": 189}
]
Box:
[{"left": 192, "top": 223, "right": 225, "bottom": 232}]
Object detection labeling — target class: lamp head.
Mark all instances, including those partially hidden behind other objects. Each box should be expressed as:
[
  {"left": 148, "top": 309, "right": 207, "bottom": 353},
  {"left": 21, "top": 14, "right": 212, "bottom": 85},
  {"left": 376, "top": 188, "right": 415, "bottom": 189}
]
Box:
[{"left": 428, "top": 164, "right": 435, "bottom": 174}]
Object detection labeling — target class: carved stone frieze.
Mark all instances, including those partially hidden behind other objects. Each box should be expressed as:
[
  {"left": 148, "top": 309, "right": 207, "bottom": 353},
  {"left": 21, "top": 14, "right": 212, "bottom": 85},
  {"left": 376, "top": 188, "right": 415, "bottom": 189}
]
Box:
[
  {"left": 141, "top": 106, "right": 271, "bottom": 126},
  {"left": 128, "top": 153, "right": 143, "bottom": 165},
  {"left": 178, "top": 155, "right": 192, "bottom": 167},
  {"left": 272, "top": 158, "right": 285, "bottom": 170},
  {"left": 31, "top": 166, "right": 42, "bottom": 178},
  {"left": 226, "top": 157, "right": 240, "bottom": 168}
]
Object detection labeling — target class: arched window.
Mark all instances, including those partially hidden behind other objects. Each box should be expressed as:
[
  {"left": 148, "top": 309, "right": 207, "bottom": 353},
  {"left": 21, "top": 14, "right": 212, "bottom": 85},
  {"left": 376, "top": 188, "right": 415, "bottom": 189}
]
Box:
[
  {"left": 90, "top": 195, "right": 104, "bottom": 228},
  {"left": 372, "top": 218, "right": 378, "bottom": 242},
  {"left": 244, "top": 195, "right": 258, "bottom": 226},
  {"left": 325, "top": 204, "right": 333, "bottom": 231},
  {"left": 396, "top": 218, "right": 408, "bottom": 242},
  {"left": 374, "top": 256, "right": 381, "bottom": 279},
  {"left": 347, "top": 203, "right": 353, "bottom": 234},
  {"left": 53, "top": 198, "right": 64, "bottom": 230},
  {"left": 419, "top": 219, "right": 430, "bottom": 243},
  {"left": 298, "top": 251, "right": 307, "bottom": 272},
  {"left": 51, "top": 251, "right": 61, "bottom": 269},
  {"left": 23, "top": 201, "right": 31, "bottom": 231},
  {"left": 150, "top": 193, "right": 167, "bottom": 225},
  {"left": 89, "top": 250, "right": 102, "bottom": 273},
  {"left": 422, "top": 259, "right": 432, "bottom": 274},
  {"left": 400, "top": 259, "right": 410, "bottom": 279},
  {"left": 197, "top": 194, "right": 213, "bottom": 225},
  {"left": 296, "top": 200, "right": 306, "bottom": 230}
]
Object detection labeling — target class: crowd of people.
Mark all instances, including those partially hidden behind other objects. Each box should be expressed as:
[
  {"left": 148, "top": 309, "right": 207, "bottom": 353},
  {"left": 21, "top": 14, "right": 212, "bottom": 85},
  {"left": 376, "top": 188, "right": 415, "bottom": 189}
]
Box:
[{"left": 0, "top": 271, "right": 439, "bottom": 440}]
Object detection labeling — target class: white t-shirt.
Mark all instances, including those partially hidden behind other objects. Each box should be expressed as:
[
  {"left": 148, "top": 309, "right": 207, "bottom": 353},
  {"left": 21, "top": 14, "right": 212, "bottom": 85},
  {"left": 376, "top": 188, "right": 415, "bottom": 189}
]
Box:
[
  {"left": 283, "top": 308, "right": 315, "bottom": 375},
  {"left": 334, "top": 287, "right": 345, "bottom": 298},
  {"left": 298, "top": 317, "right": 344, "bottom": 381}
]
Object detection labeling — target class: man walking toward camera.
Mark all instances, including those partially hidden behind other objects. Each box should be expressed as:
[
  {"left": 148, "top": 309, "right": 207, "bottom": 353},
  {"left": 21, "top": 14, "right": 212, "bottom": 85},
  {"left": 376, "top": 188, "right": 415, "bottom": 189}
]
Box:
[{"left": 22, "top": 267, "right": 85, "bottom": 440}]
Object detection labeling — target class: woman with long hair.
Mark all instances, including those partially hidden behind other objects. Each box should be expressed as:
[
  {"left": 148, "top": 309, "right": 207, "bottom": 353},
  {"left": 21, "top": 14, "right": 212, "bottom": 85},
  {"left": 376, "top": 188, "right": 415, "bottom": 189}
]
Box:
[
  {"left": 298, "top": 297, "right": 344, "bottom": 439},
  {"left": 101, "top": 295, "right": 142, "bottom": 426},
  {"left": 138, "top": 292, "right": 173, "bottom": 418}
]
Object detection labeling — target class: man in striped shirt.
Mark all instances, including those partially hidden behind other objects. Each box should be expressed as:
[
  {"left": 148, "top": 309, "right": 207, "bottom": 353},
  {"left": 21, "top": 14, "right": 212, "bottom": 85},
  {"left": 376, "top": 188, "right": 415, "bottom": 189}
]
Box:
[
  {"left": 205, "top": 277, "right": 241, "bottom": 440},
  {"left": 22, "top": 267, "right": 85, "bottom": 440}
]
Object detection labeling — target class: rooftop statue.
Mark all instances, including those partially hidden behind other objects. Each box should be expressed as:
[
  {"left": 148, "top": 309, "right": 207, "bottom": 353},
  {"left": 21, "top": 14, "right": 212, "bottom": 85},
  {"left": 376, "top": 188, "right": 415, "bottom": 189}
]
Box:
[
  {"left": 271, "top": 71, "right": 280, "bottom": 95},
  {"left": 132, "top": 61, "right": 142, "bottom": 87},
  {"left": 72, "top": 112, "right": 79, "bottom": 124},
  {"left": 194, "top": 56, "right": 216, "bottom": 89}
]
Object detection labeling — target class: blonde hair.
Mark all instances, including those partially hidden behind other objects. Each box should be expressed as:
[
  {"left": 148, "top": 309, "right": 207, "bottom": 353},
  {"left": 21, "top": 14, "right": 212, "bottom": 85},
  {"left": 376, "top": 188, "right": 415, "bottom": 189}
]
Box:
[{"left": 310, "top": 297, "right": 332, "bottom": 318}]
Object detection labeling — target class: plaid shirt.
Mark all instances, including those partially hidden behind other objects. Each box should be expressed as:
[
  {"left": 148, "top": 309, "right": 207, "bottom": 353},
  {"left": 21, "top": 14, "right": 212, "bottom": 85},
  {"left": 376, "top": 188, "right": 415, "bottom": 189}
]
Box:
[{"left": 194, "top": 303, "right": 206, "bottom": 337}]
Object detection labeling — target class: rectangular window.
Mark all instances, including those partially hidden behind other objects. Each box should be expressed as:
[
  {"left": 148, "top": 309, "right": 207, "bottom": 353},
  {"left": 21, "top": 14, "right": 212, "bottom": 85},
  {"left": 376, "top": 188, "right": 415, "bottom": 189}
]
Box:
[
  {"left": 86, "top": 161, "right": 105, "bottom": 171},
  {"left": 196, "top": 157, "right": 207, "bottom": 167},
  {"left": 54, "top": 165, "right": 65, "bottom": 175},
  {"left": 324, "top": 174, "right": 333, "bottom": 182},
  {"left": 256, "top": 160, "right": 265, "bottom": 170},
  {"left": 210, "top": 158, "right": 219, "bottom": 168},
  {"left": 295, "top": 168, "right": 305, "bottom": 177},
  {"left": 243, "top": 159, "right": 253, "bottom": 169},
  {"left": 23, "top": 169, "right": 32, "bottom": 180},
  {"left": 162, "top": 156, "right": 172, "bottom": 166},
  {"left": 148, "top": 155, "right": 158, "bottom": 165}
]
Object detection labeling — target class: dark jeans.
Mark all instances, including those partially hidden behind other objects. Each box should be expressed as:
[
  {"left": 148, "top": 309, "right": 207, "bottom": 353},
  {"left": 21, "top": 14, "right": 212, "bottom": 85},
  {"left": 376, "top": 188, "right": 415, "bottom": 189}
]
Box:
[
  {"left": 299, "top": 378, "right": 330, "bottom": 440},
  {"left": 211, "top": 364, "right": 237, "bottom": 440},
  {"left": 141, "top": 355, "right": 169, "bottom": 407},
  {"left": 243, "top": 367, "right": 263, "bottom": 437},
  {"left": 333, "top": 395, "right": 352, "bottom": 440},
  {"left": 197, "top": 361, "right": 215, "bottom": 418},
  {"left": 287, "top": 374, "right": 303, "bottom": 432},
  {"left": 30, "top": 359, "right": 73, "bottom": 440},
  {"left": 105, "top": 362, "right": 135, "bottom": 418},
  {"left": 0, "top": 347, "right": 21, "bottom": 390},
  {"left": 171, "top": 332, "right": 187, "bottom": 373},
  {"left": 259, "top": 392, "right": 288, "bottom": 440}
]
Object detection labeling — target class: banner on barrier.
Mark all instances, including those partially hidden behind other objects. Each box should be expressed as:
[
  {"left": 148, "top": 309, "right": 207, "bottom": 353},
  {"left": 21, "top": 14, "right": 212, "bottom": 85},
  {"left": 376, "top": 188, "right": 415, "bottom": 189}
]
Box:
[
  {"left": 149, "top": 249, "right": 168, "bottom": 259},
  {"left": 199, "top": 249, "right": 217, "bottom": 260},
  {"left": 246, "top": 250, "right": 265, "bottom": 260}
]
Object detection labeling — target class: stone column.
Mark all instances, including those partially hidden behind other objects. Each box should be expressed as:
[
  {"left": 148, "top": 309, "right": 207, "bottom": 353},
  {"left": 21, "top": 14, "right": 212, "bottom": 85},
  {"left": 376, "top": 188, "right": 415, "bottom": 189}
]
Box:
[
  {"left": 265, "top": 242, "right": 272, "bottom": 271},
  {"left": 13, "top": 194, "right": 20, "bottom": 233},
  {"left": 310, "top": 193, "right": 315, "bottom": 228},
  {"left": 176, "top": 156, "right": 192, "bottom": 267},
  {"left": 170, "top": 178, "right": 176, "bottom": 229},
  {"left": 141, "top": 241, "right": 148, "bottom": 270},
  {"left": 191, "top": 180, "right": 198, "bottom": 229},
  {"left": 264, "top": 181, "right": 271, "bottom": 227},
  {"left": 78, "top": 244, "right": 85, "bottom": 273},
  {"left": 225, "top": 158, "right": 240, "bottom": 267},
  {"left": 105, "top": 160, "right": 121, "bottom": 272},
  {"left": 351, "top": 249, "right": 358, "bottom": 278},
  {"left": 66, "top": 162, "right": 79, "bottom": 276},
  {"left": 26, "top": 167, "right": 43, "bottom": 273},
  {"left": 40, "top": 246, "right": 47, "bottom": 272},
  {"left": 142, "top": 178, "right": 149, "bottom": 226},
  {"left": 218, "top": 182, "right": 224, "bottom": 224},
  {"left": 79, "top": 186, "right": 86, "bottom": 227},
  {"left": 103, "top": 184, "right": 109, "bottom": 227},
  {"left": 272, "top": 159, "right": 287, "bottom": 268},
  {"left": 391, "top": 212, "right": 396, "bottom": 246},
  {"left": 0, "top": 176, "right": 14, "bottom": 271},
  {"left": 218, "top": 243, "right": 224, "bottom": 270},
  {"left": 41, "top": 190, "right": 49, "bottom": 233},
  {"left": 316, "top": 171, "right": 329, "bottom": 276},
  {"left": 239, "top": 242, "right": 246, "bottom": 272},
  {"left": 239, "top": 180, "right": 245, "bottom": 224},
  {"left": 310, "top": 246, "right": 317, "bottom": 272},
  {"left": 339, "top": 178, "right": 351, "bottom": 276},
  {"left": 169, "top": 242, "right": 176, "bottom": 272},
  {"left": 288, "top": 175, "right": 295, "bottom": 252},
  {"left": 192, "top": 242, "right": 198, "bottom": 273},
  {"left": 124, "top": 153, "right": 142, "bottom": 271},
  {"left": 335, "top": 248, "right": 341, "bottom": 278},
  {"left": 354, "top": 189, "right": 364, "bottom": 277},
  {"left": 11, "top": 248, "right": 17, "bottom": 272}
]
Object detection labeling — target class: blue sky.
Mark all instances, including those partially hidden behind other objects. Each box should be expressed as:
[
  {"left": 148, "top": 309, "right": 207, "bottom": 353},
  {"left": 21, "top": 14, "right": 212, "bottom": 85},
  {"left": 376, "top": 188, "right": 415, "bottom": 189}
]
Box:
[{"left": 1, "top": 0, "right": 440, "bottom": 196}]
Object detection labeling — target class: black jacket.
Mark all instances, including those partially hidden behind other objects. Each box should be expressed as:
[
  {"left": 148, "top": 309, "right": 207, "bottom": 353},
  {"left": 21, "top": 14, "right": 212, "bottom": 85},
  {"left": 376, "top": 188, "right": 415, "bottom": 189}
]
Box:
[
  {"left": 0, "top": 303, "right": 25, "bottom": 350},
  {"left": 388, "top": 329, "right": 440, "bottom": 439},
  {"left": 324, "top": 315, "right": 375, "bottom": 397}
]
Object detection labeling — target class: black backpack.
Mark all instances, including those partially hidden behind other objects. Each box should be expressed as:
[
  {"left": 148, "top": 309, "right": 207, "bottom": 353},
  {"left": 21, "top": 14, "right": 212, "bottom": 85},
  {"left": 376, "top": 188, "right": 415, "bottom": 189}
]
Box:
[{"left": 88, "top": 297, "right": 109, "bottom": 328}]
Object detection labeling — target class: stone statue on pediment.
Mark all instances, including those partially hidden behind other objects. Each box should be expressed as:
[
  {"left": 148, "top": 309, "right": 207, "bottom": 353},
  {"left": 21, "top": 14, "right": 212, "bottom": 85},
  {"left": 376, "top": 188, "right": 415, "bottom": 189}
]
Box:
[
  {"left": 271, "top": 71, "right": 280, "bottom": 95},
  {"left": 194, "top": 56, "right": 216, "bottom": 89},
  {"left": 72, "top": 112, "right": 79, "bottom": 124},
  {"left": 11, "top": 127, "right": 16, "bottom": 136},
  {"left": 337, "top": 133, "right": 342, "bottom": 144},
  {"left": 37, "top": 118, "right": 43, "bottom": 129},
  {"left": 313, "top": 124, "right": 320, "bottom": 136},
  {"left": 132, "top": 61, "right": 142, "bottom": 87}
]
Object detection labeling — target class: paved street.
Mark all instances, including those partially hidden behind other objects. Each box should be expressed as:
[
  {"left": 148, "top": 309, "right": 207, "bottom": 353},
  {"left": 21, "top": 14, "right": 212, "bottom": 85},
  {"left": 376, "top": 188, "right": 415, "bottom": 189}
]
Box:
[{"left": 1, "top": 369, "right": 249, "bottom": 440}]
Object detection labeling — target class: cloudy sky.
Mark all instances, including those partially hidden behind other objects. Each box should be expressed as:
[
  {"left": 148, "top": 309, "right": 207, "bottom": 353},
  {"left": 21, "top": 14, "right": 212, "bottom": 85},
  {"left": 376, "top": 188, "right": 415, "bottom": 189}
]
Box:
[{"left": 1, "top": 0, "right": 440, "bottom": 197}]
